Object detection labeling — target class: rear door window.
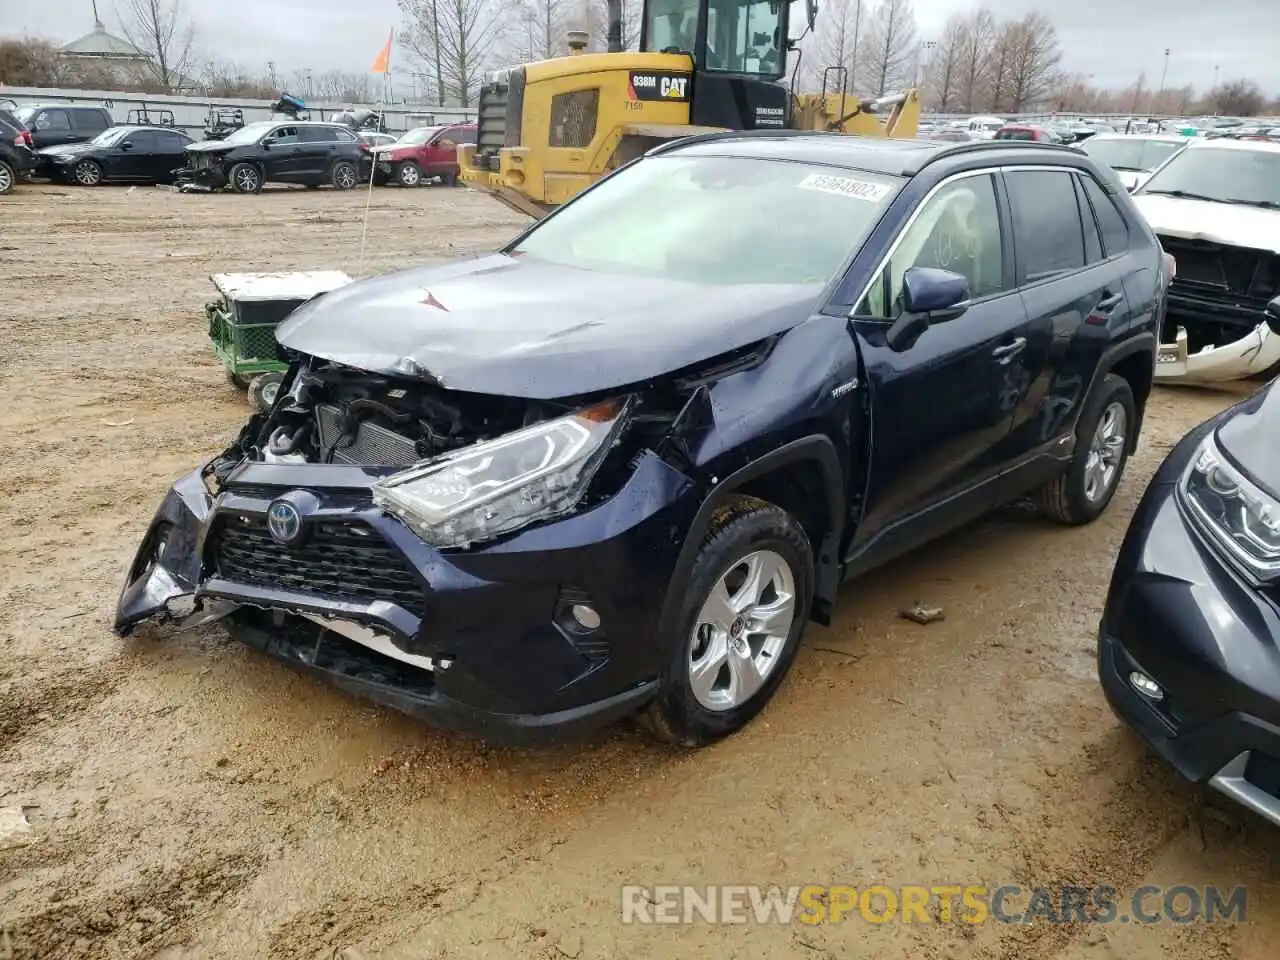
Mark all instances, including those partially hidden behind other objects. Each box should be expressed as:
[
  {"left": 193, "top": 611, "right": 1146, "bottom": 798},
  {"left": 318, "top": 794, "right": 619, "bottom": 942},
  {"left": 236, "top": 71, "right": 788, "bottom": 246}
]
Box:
[
  {"left": 1005, "top": 170, "right": 1086, "bottom": 282},
  {"left": 1073, "top": 175, "right": 1105, "bottom": 264}
]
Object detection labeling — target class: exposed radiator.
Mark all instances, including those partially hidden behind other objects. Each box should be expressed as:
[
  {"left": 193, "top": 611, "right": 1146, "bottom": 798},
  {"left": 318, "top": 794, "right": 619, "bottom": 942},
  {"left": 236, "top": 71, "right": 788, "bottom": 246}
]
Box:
[{"left": 315, "top": 404, "right": 420, "bottom": 466}]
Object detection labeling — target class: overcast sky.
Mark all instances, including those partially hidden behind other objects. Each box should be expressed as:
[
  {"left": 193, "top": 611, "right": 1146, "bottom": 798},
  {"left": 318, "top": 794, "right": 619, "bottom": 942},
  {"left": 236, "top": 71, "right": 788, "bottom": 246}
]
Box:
[{"left": 5, "top": 0, "right": 1279, "bottom": 94}]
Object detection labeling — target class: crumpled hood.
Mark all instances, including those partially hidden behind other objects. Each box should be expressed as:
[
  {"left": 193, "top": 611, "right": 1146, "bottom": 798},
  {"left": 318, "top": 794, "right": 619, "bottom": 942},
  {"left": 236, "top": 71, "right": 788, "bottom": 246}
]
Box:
[
  {"left": 1216, "top": 378, "right": 1280, "bottom": 499},
  {"left": 186, "top": 140, "right": 235, "bottom": 154},
  {"left": 275, "top": 254, "right": 822, "bottom": 399},
  {"left": 1131, "top": 194, "right": 1280, "bottom": 254}
]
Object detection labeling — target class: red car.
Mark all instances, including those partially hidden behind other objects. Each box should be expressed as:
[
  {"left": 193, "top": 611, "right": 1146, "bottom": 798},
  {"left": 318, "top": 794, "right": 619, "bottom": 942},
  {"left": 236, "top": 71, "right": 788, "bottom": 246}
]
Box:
[
  {"left": 374, "top": 122, "right": 477, "bottom": 187},
  {"left": 993, "top": 124, "right": 1061, "bottom": 143}
]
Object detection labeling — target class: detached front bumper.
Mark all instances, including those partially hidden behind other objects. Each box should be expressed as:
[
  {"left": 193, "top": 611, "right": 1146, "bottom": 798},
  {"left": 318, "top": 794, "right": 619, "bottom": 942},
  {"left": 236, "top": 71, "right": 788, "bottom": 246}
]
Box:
[
  {"left": 1155, "top": 322, "right": 1280, "bottom": 384},
  {"left": 1098, "top": 416, "right": 1280, "bottom": 825},
  {"left": 174, "top": 164, "right": 227, "bottom": 190},
  {"left": 115, "top": 453, "right": 696, "bottom": 742}
]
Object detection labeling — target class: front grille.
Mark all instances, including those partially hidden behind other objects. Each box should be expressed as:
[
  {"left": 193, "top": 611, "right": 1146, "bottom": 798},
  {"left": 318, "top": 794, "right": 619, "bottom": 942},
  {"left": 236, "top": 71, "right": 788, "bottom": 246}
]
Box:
[
  {"left": 314, "top": 404, "right": 419, "bottom": 466},
  {"left": 1160, "top": 235, "right": 1280, "bottom": 313},
  {"left": 207, "top": 515, "right": 427, "bottom": 618},
  {"left": 474, "top": 66, "right": 525, "bottom": 169}
]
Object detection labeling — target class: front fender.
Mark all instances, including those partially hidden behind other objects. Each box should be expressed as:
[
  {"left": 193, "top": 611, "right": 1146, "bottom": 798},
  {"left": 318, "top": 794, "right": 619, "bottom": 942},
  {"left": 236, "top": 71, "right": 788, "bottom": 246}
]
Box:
[{"left": 114, "top": 469, "right": 213, "bottom": 634}]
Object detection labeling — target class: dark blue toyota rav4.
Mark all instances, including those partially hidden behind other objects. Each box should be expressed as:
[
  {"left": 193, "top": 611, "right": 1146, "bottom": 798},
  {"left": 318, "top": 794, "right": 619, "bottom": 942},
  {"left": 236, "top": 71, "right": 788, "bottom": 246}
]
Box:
[{"left": 116, "top": 132, "right": 1166, "bottom": 746}]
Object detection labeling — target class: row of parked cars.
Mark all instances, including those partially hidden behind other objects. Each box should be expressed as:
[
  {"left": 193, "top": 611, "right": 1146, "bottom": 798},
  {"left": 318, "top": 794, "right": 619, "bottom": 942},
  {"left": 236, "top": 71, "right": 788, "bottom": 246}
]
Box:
[{"left": 0, "top": 101, "right": 477, "bottom": 195}]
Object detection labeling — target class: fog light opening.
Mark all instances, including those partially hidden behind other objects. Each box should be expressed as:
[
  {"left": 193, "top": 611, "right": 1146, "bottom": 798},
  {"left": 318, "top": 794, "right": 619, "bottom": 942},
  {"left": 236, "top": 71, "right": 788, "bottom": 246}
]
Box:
[
  {"left": 570, "top": 603, "right": 601, "bottom": 632},
  {"left": 1129, "top": 671, "right": 1164, "bottom": 701}
]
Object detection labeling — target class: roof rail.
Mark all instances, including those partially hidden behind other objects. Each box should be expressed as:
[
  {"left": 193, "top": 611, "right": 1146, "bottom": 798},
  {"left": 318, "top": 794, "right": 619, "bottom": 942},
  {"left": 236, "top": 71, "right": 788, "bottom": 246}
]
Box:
[{"left": 913, "top": 138, "right": 1086, "bottom": 172}]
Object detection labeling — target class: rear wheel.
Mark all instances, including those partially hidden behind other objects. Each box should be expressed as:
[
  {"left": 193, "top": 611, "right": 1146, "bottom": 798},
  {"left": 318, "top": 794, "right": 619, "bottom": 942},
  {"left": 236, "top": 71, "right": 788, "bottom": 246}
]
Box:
[
  {"left": 228, "top": 162, "right": 262, "bottom": 194},
  {"left": 73, "top": 159, "right": 103, "bottom": 186},
  {"left": 0, "top": 160, "right": 13, "bottom": 195},
  {"left": 396, "top": 161, "right": 421, "bottom": 187},
  {"left": 640, "top": 495, "right": 814, "bottom": 747},
  {"left": 1035, "top": 373, "right": 1136, "bottom": 524},
  {"left": 331, "top": 160, "right": 359, "bottom": 190}
]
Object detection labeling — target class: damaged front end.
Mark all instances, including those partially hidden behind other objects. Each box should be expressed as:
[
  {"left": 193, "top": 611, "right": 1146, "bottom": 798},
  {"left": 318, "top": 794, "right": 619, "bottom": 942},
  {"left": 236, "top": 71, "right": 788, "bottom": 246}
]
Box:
[
  {"left": 111, "top": 350, "right": 752, "bottom": 739},
  {"left": 1155, "top": 235, "right": 1280, "bottom": 384}
]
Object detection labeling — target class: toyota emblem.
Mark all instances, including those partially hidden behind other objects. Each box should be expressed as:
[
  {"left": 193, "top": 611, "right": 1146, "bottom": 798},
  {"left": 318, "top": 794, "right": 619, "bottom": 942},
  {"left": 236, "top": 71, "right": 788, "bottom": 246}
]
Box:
[{"left": 266, "top": 499, "right": 303, "bottom": 544}]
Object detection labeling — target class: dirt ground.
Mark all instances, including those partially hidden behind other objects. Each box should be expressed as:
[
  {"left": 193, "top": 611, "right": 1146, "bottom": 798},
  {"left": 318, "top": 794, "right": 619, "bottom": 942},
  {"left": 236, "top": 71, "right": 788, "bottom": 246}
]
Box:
[{"left": 2, "top": 182, "right": 1279, "bottom": 960}]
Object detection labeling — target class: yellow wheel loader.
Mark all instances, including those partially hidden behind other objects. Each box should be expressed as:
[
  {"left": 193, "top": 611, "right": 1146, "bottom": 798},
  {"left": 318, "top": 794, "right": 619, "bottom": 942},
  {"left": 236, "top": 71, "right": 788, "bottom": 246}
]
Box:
[{"left": 458, "top": 0, "right": 921, "bottom": 218}]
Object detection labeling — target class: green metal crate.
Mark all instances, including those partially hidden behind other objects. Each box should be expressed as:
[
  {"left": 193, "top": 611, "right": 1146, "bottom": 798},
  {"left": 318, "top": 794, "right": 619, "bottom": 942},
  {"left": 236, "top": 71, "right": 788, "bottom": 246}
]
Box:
[{"left": 207, "top": 271, "right": 353, "bottom": 381}]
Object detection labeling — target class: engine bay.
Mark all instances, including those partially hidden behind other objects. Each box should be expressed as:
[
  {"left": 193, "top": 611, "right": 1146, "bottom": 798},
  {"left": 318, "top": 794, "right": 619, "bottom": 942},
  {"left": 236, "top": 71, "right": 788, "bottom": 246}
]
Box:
[{"left": 246, "top": 361, "right": 573, "bottom": 467}]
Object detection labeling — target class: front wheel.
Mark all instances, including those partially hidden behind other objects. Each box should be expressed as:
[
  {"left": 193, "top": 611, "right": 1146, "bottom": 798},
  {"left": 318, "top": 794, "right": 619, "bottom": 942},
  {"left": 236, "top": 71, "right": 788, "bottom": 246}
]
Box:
[
  {"left": 641, "top": 495, "right": 814, "bottom": 747},
  {"left": 228, "top": 162, "right": 262, "bottom": 194},
  {"left": 1035, "top": 372, "right": 1136, "bottom": 524},
  {"left": 331, "top": 159, "right": 358, "bottom": 190},
  {"left": 73, "top": 159, "right": 103, "bottom": 186},
  {"left": 0, "top": 160, "right": 13, "bottom": 195},
  {"left": 396, "top": 161, "right": 421, "bottom": 187}
]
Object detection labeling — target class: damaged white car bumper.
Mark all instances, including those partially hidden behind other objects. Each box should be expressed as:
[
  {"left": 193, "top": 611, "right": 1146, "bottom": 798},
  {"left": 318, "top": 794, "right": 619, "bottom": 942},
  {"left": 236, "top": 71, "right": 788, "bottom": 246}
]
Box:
[{"left": 1156, "top": 321, "right": 1280, "bottom": 385}]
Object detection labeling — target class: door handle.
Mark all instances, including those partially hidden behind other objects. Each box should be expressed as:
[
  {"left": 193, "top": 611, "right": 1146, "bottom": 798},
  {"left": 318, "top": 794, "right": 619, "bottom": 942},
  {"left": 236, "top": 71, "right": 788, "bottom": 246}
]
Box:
[
  {"left": 1086, "top": 291, "right": 1125, "bottom": 325},
  {"left": 991, "top": 336, "right": 1027, "bottom": 364}
]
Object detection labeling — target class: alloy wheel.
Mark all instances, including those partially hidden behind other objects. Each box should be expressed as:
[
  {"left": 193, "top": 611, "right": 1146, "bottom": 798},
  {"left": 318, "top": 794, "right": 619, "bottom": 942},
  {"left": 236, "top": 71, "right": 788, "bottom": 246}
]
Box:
[
  {"left": 75, "top": 161, "right": 101, "bottom": 186},
  {"left": 0, "top": 163, "right": 12, "bottom": 194},
  {"left": 400, "top": 165, "right": 419, "bottom": 186},
  {"left": 234, "top": 167, "right": 259, "bottom": 192},
  {"left": 1084, "top": 401, "right": 1127, "bottom": 502},
  {"left": 336, "top": 164, "right": 357, "bottom": 189},
  {"left": 688, "top": 549, "right": 796, "bottom": 712}
]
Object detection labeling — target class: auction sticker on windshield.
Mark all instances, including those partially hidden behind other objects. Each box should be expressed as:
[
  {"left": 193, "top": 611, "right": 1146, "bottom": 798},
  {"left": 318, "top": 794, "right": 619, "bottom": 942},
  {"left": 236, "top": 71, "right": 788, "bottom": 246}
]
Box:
[{"left": 797, "top": 173, "right": 891, "bottom": 202}]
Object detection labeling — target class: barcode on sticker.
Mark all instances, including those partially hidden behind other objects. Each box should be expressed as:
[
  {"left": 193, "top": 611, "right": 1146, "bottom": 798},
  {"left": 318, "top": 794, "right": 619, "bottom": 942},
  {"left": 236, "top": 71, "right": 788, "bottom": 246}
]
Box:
[{"left": 797, "top": 173, "right": 891, "bottom": 202}]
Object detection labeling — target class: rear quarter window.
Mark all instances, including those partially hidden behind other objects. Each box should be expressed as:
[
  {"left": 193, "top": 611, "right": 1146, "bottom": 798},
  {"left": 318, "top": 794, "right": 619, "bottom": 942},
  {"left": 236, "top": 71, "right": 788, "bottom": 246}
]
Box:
[{"left": 1079, "top": 174, "right": 1130, "bottom": 256}]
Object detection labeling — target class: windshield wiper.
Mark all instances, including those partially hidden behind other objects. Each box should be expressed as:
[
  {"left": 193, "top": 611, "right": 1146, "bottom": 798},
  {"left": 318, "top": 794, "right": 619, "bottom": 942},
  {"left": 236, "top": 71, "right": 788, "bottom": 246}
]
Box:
[
  {"left": 1223, "top": 198, "right": 1279, "bottom": 209},
  {"left": 1141, "top": 189, "right": 1223, "bottom": 202}
]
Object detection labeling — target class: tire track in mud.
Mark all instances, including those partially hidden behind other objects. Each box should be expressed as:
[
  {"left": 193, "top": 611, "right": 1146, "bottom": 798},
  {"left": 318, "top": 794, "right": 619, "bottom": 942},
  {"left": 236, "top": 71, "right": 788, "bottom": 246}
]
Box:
[{"left": 0, "top": 853, "right": 263, "bottom": 960}]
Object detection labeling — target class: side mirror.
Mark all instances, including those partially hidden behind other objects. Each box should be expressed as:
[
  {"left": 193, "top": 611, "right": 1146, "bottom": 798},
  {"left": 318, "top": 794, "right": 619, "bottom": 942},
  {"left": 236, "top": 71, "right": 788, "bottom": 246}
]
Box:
[
  {"left": 885, "top": 267, "right": 970, "bottom": 352},
  {"left": 1266, "top": 296, "right": 1280, "bottom": 335},
  {"left": 120, "top": 140, "right": 133, "bottom": 151}
]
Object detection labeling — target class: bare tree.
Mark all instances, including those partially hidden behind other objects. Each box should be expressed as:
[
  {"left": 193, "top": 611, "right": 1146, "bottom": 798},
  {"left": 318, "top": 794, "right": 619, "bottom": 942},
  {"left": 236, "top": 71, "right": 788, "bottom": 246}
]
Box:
[
  {"left": 512, "top": 0, "right": 572, "bottom": 60},
  {"left": 114, "top": 0, "right": 196, "bottom": 90},
  {"left": 400, "top": 0, "right": 507, "bottom": 107},
  {"left": 859, "top": 0, "right": 917, "bottom": 96},
  {"left": 1214, "top": 79, "right": 1266, "bottom": 116},
  {"left": 983, "top": 21, "right": 1018, "bottom": 112},
  {"left": 1002, "top": 12, "right": 1059, "bottom": 111},
  {"left": 923, "top": 13, "right": 967, "bottom": 111},
  {"left": 200, "top": 59, "right": 275, "bottom": 98},
  {"left": 588, "top": 0, "right": 641, "bottom": 52},
  {"left": 805, "top": 0, "right": 864, "bottom": 92},
  {"left": 954, "top": 7, "right": 994, "bottom": 112},
  {"left": 313, "top": 70, "right": 373, "bottom": 103},
  {"left": 0, "top": 37, "right": 74, "bottom": 87}
]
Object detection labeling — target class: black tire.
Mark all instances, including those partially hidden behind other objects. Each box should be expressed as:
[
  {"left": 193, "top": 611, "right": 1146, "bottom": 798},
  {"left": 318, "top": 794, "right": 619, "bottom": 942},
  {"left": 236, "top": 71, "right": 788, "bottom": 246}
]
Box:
[
  {"left": 1035, "top": 373, "right": 1136, "bottom": 525},
  {"left": 331, "top": 159, "right": 359, "bottom": 190},
  {"left": 640, "top": 495, "right": 814, "bottom": 747},
  {"left": 247, "top": 372, "right": 285, "bottom": 412},
  {"left": 0, "top": 159, "right": 14, "bottom": 195},
  {"left": 73, "top": 159, "right": 103, "bottom": 186},
  {"left": 226, "top": 370, "right": 251, "bottom": 390},
  {"left": 396, "top": 161, "right": 422, "bottom": 187},
  {"left": 228, "top": 162, "right": 262, "bottom": 194}
]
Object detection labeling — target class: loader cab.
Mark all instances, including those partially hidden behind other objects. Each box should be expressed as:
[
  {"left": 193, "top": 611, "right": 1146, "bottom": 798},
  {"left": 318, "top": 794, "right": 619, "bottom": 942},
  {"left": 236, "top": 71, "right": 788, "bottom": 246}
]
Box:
[{"left": 641, "top": 0, "right": 813, "bottom": 129}]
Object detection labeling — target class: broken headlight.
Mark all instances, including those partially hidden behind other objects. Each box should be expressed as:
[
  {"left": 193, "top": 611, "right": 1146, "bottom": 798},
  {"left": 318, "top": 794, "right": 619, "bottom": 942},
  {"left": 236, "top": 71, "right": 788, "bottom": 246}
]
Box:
[
  {"left": 372, "top": 400, "right": 623, "bottom": 549},
  {"left": 1179, "top": 433, "right": 1280, "bottom": 578}
]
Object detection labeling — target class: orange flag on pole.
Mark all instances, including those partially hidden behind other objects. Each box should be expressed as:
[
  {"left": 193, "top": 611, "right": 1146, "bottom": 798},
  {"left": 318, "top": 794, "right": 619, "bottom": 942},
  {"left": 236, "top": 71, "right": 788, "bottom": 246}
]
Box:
[{"left": 371, "top": 29, "right": 393, "bottom": 74}]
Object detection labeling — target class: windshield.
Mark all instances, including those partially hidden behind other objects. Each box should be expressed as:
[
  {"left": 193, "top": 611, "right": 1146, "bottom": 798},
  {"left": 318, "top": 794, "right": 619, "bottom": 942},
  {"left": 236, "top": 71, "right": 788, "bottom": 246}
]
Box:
[
  {"left": 218, "top": 122, "right": 276, "bottom": 146},
  {"left": 89, "top": 127, "right": 128, "bottom": 147},
  {"left": 1138, "top": 146, "right": 1280, "bottom": 206},
  {"left": 1084, "top": 137, "right": 1183, "bottom": 172},
  {"left": 644, "top": 0, "right": 786, "bottom": 77},
  {"left": 398, "top": 126, "right": 442, "bottom": 145},
  {"left": 511, "top": 155, "right": 902, "bottom": 285}
]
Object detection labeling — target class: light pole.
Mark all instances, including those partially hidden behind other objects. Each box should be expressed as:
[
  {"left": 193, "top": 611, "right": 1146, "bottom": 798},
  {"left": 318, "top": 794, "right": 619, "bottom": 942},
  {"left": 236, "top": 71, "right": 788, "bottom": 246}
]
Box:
[
  {"left": 915, "top": 39, "right": 936, "bottom": 89},
  {"left": 1213, "top": 64, "right": 1220, "bottom": 90},
  {"left": 1156, "top": 47, "right": 1170, "bottom": 105}
]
